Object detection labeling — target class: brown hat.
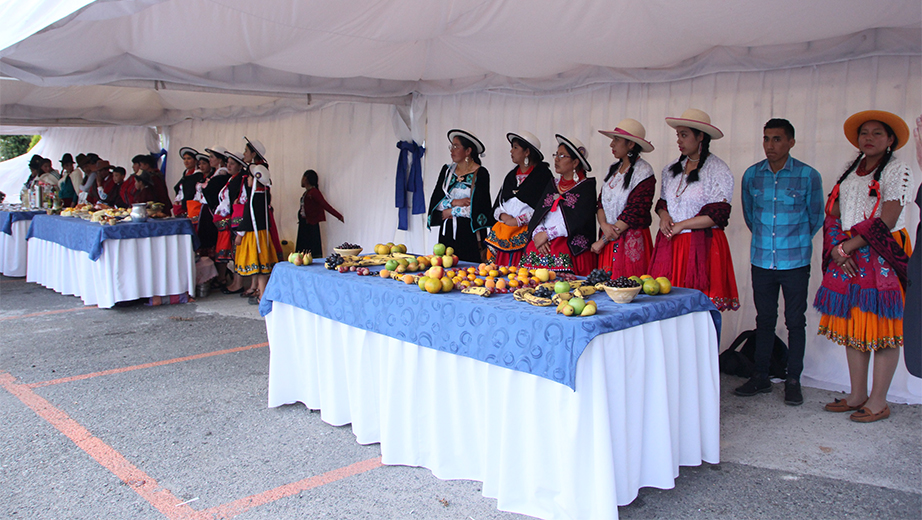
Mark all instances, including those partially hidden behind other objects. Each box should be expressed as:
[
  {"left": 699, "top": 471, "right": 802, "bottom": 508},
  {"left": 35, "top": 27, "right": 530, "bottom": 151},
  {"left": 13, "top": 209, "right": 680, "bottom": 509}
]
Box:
[{"left": 843, "top": 110, "right": 909, "bottom": 151}]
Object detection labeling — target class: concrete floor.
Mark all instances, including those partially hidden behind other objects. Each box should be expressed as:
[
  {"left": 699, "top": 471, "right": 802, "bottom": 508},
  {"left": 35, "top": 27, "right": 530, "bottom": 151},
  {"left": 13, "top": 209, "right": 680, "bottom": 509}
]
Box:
[{"left": 1, "top": 274, "right": 919, "bottom": 519}]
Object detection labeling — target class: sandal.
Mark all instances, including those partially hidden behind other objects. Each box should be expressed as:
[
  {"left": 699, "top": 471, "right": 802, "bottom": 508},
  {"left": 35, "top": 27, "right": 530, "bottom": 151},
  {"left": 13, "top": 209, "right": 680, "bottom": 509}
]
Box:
[
  {"left": 222, "top": 286, "right": 244, "bottom": 295},
  {"left": 850, "top": 405, "right": 890, "bottom": 423},
  {"left": 241, "top": 290, "right": 255, "bottom": 298},
  {"left": 824, "top": 397, "right": 868, "bottom": 413}
]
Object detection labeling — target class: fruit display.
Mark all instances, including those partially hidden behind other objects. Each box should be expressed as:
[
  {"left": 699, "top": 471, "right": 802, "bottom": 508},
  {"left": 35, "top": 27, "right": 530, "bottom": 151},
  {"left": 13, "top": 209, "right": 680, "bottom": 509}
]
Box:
[
  {"left": 325, "top": 252, "right": 345, "bottom": 269},
  {"left": 287, "top": 251, "right": 313, "bottom": 266},
  {"left": 603, "top": 276, "right": 641, "bottom": 288}
]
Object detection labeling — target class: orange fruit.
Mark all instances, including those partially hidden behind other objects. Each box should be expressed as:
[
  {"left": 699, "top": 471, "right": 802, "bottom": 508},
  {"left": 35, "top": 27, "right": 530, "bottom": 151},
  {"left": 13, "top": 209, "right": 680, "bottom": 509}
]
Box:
[
  {"left": 495, "top": 279, "right": 507, "bottom": 290},
  {"left": 485, "top": 279, "right": 496, "bottom": 289},
  {"left": 467, "top": 267, "right": 477, "bottom": 274},
  {"left": 467, "top": 274, "right": 477, "bottom": 281},
  {"left": 473, "top": 278, "right": 485, "bottom": 287},
  {"left": 509, "top": 266, "right": 518, "bottom": 273},
  {"left": 508, "top": 279, "right": 520, "bottom": 288},
  {"left": 440, "top": 277, "right": 454, "bottom": 293},
  {"left": 499, "top": 266, "right": 509, "bottom": 275},
  {"left": 548, "top": 270, "right": 557, "bottom": 280},
  {"left": 424, "top": 278, "right": 442, "bottom": 294},
  {"left": 402, "top": 274, "right": 415, "bottom": 284}
]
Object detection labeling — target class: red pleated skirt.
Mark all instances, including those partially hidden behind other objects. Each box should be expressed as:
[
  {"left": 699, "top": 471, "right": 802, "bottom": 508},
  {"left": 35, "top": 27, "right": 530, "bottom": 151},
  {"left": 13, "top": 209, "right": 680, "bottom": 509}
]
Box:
[
  {"left": 650, "top": 229, "right": 739, "bottom": 311},
  {"left": 597, "top": 228, "right": 653, "bottom": 278}
]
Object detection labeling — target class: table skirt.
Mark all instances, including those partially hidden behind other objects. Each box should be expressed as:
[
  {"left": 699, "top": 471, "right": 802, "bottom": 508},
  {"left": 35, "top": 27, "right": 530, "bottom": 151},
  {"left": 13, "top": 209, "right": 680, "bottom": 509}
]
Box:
[
  {"left": 26, "top": 236, "right": 195, "bottom": 308},
  {"left": 0, "top": 220, "right": 29, "bottom": 277},
  {"left": 266, "top": 302, "right": 720, "bottom": 520}
]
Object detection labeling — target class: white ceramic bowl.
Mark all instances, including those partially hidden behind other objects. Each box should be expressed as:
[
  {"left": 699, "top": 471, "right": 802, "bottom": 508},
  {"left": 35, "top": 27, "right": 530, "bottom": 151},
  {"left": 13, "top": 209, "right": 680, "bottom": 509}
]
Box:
[
  {"left": 602, "top": 285, "right": 642, "bottom": 304},
  {"left": 333, "top": 247, "right": 362, "bottom": 257}
]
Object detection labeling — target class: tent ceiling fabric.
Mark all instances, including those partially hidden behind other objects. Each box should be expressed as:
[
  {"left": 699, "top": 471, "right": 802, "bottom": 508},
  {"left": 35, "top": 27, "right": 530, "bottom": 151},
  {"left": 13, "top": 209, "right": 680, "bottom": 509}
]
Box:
[{"left": 1, "top": 0, "right": 919, "bottom": 101}]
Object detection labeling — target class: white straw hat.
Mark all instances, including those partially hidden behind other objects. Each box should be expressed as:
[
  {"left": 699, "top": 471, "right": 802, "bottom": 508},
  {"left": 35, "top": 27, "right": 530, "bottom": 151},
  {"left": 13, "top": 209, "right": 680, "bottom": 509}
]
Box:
[
  {"left": 665, "top": 108, "right": 723, "bottom": 139},
  {"left": 506, "top": 131, "right": 544, "bottom": 161},
  {"left": 249, "top": 164, "right": 271, "bottom": 187},
  {"left": 244, "top": 137, "right": 268, "bottom": 162},
  {"left": 598, "top": 119, "right": 654, "bottom": 153},
  {"left": 555, "top": 134, "right": 591, "bottom": 173},
  {"left": 447, "top": 129, "right": 485, "bottom": 155}
]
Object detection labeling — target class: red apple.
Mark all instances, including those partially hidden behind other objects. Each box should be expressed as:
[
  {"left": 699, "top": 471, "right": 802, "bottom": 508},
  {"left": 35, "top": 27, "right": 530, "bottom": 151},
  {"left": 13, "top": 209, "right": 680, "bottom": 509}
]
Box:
[{"left": 430, "top": 256, "right": 442, "bottom": 266}]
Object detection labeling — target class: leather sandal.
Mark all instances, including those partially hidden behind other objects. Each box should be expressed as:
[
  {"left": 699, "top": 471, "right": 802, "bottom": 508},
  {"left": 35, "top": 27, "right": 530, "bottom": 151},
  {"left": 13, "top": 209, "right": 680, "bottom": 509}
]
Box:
[
  {"left": 824, "top": 397, "right": 868, "bottom": 412},
  {"left": 850, "top": 405, "right": 890, "bottom": 423}
]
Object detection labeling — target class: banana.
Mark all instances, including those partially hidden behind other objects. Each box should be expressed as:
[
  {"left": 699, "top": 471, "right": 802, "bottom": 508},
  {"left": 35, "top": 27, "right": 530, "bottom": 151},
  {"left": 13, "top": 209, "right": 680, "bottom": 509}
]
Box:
[
  {"left": 551, "top": 292, "right": 571, "bottom": 305},
  {"left": 389, "top": 270, "right": 404, "bottom": 280},
  {"left": 574, "top": 285, "right": 596, "bottom": 297},
  {"left": 567, "top": 280, "right": 584, "bottom": 289},
  {"left": 461, "top": 286, "right": 492, "bottom": 297},
  {"left": 594, "top": 283, "right": 608, "bottom": 291},
  {"left": 513, "top": 287, "right": 534, "bottom": 302},
  {"left": 523, "top": 292, "right": 553, "bottom": 307}
]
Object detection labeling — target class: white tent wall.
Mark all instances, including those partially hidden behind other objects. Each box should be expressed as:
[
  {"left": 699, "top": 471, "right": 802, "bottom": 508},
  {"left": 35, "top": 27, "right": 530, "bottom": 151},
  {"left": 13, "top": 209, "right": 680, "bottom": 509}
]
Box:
[
  {"left": 0, "top": 125, "right": 153, "bottom": 202},
  {"left": 165, "top": 102, "right": 404, "bottom": 256},
  {"left": 423, "top": 55, "right": 921, "bottom": 403}
]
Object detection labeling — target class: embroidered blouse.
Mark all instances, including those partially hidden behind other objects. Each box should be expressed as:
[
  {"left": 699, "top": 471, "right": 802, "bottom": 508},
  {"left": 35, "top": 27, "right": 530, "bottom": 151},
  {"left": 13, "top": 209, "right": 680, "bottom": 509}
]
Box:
[
  {"left": 599, "top": 158, "right": 655, "bottom": 227},
  {"left": 658, "top": 154, "right": 734, "bottom": 233},
  {"left": 838, "top": 158, "right": 912, "bottom": 232}
]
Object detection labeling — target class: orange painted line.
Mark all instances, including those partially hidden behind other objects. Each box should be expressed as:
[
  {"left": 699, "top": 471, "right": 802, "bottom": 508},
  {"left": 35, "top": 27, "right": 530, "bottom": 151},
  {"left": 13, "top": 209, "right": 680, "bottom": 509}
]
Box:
[
  {"left": 0, "top": 306, "right": 95, "bottom": 321},
  {"left": 198, "top": 457, "right": 385, "bottom": 519},
  {"left": 28, "top": 342, "right": 269, "bottom": 389},
  {"left": 0, "top": 372, "right": 196, "bottom": 519}
]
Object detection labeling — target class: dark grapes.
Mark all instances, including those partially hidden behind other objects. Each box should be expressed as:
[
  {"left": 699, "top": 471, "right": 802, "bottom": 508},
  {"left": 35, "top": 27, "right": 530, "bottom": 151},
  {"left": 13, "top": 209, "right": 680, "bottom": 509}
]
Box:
[
  {"left": 337, "top": 242, "right": 361, "bottom": 249},
  {"left": 325, "top": 252, "right": 345, "bottom": 269},
  {"left": 603, "top": 276, "right": 640, "bottom": 288},
  {"left": 586, "top": 268, "right": 612, "bottom": 285},
  {"left": 534, "top": 286, "right": 554, "bottom": 298}
]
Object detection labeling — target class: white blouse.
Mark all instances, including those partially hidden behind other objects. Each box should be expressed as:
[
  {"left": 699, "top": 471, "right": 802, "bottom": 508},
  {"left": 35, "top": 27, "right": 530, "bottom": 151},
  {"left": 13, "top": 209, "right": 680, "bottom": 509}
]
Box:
[
  {"left": 600, "top": 158, "right": 654, "bottom": 225},
  {"left": 839, "top": 158, "right": 912, "bottom": 232},
  {"left": 659, "top": 154, "right": 734, "bottom": 233}
]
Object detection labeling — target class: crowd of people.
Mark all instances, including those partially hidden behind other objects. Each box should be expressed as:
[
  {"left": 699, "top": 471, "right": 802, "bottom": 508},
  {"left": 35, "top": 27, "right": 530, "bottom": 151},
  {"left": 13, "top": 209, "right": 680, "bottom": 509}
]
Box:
[{"left": 428, "top": 109, "right": 919, "bottom": 421}]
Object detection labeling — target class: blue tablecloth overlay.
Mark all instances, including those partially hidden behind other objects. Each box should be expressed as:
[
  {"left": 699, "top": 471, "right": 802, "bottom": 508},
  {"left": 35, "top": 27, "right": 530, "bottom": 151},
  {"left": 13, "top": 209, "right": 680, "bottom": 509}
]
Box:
[
  {"left": 1, "top": 210, "right": 45, "bottom": 235},
  {"left": 26, "top": 214, "right": 199, "bottom": 261},
  {"left": 261, "top": 262, "right": 721, "bottom": 390}
]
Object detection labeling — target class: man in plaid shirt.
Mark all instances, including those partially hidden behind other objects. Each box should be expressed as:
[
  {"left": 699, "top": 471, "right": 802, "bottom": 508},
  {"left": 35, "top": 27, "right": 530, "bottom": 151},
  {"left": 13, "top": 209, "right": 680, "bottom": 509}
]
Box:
[{"left": 735, "top": 119, "right": 824, "bottom": 405}]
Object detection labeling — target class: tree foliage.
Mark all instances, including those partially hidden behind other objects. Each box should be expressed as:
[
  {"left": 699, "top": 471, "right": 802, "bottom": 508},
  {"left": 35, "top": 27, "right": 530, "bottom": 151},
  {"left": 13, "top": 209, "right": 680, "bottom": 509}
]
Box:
[{"left": 0, "top": 135, "right": 36, "bottom": 162}]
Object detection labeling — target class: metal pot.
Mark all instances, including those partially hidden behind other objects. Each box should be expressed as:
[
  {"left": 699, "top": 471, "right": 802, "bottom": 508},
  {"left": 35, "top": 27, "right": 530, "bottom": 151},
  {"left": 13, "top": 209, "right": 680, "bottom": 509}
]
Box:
[{"left": 130, "top": 203, "right": 149, "bottom": 222}]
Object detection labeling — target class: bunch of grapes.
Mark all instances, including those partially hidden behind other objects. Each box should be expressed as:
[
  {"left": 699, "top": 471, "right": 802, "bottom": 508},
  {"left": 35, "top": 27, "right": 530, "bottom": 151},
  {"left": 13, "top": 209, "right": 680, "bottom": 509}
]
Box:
[
  {"left": 534, "top": 285, "right": 554, "bottom": 298},
  {"left": 337, "top": 242, "right": 361, "bottom": 249},
  {"left": 586, "top": 268, "right": 612, "bottom": 285},
  {"left": 604, "top": 276, "right": 640, "bottom": 288},
  {"left": 325, "top": 252, "right": 345, "bottom": 269}
]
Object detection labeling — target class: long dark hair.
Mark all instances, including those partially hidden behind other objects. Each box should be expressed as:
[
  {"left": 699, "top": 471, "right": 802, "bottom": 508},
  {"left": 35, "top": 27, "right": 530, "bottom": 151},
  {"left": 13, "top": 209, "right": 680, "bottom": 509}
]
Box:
[
  {"left": 835, "top": 121, "right": 897, "bottom": 199},
  {"left": 668, "top": 129, "right": 711, "bottom": 184},
  {"left": 456, "top": 136, "right": 482, "bottom": 165},
  {"left": 303, "top": 169, "right": 319, "bottom": 187},
  {"left": 604, "top": 141, "right": 641, "bottom": 189}
]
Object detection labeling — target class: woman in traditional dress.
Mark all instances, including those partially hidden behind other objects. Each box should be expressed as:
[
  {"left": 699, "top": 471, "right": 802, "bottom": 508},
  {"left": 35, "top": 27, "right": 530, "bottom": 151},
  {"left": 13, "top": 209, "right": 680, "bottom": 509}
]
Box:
[
  {"left": 592, "top": 119, "right": 656, "bottom": 277},
  {"left": 173, "top": 147, "right": 203, "bottom": 218},
  {"left": 485, "top": 131, "right": 553, "bottom": 266},
  {"left": 199, "top": 146, "right": 231, "bottom": 285},
  {"left": 216, "top": 152, "right": 248, "bottom": 294},
  {"left": 649, "top": 109, "right": 739, "bottom": 311},
  {"left": 814, "top": 110, "right": 913, "bottom": 423},
  {"left": 427, "top": 129, "right": 493, "bottom": 263},
  {"left": 297, "top": 169, "right": 344, "bottom": 257},
  {"left": 520, "top": 134, "right": 597, "bottom": 276},
  {"left": 235, "top": 164, "right": 277, "bottom": 304}
]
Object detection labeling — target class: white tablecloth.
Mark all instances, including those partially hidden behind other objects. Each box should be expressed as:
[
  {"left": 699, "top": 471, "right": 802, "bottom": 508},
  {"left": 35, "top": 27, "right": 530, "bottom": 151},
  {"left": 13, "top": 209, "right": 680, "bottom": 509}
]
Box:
[
  {"left": 0, "top": 220, "right": 29, "bottom": 277},
  {"left": 266, "top": 302, "right": 721, "bottom": 520},
  {"left": 26, "top": 235, "right": 195, "bottom": 308}
]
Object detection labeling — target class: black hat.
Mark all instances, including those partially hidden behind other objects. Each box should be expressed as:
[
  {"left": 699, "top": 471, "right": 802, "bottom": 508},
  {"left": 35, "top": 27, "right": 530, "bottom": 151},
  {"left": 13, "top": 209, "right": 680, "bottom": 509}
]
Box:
[{"left": 60, "top": 153, "right": 74, "bottom": 165}]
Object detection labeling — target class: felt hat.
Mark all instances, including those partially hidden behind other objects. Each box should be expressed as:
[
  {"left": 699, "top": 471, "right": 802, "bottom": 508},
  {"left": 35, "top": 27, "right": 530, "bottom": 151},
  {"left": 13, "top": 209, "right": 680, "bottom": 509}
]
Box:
[
  {"left": 447, "top": 129, "right": 485, "bottom": 155},
  {"left": 555, "top": 134, "right": 592, "bottom": 173},
  {"left": 60, "top": 153, "right": 74, "bottom": 165},
  {"left": 244, "top": 137, "right": 267, "bottom": 162},
  {"left": 843, "top": 110, "right": 909, "bottom": 151},
  {"left": 249, "top": 164, "right": 271, "bottom": 187},
  {"left": 179, "top": 147, "right": 199, "bottom": 159},
  {"left": 225, "top": 151, "right": 247, "bottom": 168},
  {"left": 666, "top": 108, "right": 724, "bottom": 140},
  {"left": 204, "top": 145, "right": 229, "bottom": 159},
  {"left": 598, "top": 118, "right": 654, "bottom": 153},
  {"left": 506, "top": 131, "right": 543, "bottom": 161}
]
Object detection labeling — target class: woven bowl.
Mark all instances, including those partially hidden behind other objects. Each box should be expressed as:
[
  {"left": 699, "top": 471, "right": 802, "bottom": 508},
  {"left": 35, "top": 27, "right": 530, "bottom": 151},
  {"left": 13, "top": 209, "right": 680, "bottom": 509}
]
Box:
[
  {"left": 602, "top": 285, "right": 642, "bottom": 304},
  {"left": 333, "top": 247, "right": 362, "bottom": 257}
]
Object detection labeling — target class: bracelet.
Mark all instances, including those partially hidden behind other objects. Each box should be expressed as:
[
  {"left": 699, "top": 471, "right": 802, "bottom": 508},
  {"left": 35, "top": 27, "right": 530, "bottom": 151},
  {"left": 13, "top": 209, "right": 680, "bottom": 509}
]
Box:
[{"left": 837, "top": 243, "right": 850, "bottom": 258}]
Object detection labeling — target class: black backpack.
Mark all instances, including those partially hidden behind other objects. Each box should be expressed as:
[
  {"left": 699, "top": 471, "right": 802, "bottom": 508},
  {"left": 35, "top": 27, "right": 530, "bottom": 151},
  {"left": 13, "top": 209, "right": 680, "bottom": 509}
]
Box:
[{"left": 719, "top": 329, "right": 788, "bottom": 379}]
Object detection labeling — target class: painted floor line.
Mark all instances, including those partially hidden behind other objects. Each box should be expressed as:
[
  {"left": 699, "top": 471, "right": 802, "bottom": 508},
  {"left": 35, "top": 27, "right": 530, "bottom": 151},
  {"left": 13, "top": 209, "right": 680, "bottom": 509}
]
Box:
[
  {"left": 0, "top": 305, "right": 95, "bottom": 321},
  {"left": 197, "top": 457, "right": 385, "bottom": 519},
  {"left": 28, "top": 342, "right": 270, "bottom": 389},
  {"left": 0, "top": 372, "right": 196, "bottom": 520}
]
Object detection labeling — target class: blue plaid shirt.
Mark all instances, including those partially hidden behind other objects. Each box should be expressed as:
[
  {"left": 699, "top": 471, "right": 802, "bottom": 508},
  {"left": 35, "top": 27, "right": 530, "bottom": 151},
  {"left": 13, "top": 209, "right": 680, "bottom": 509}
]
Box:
[{"left": 742, "top": 157, "right": 823, "bottom": 270}]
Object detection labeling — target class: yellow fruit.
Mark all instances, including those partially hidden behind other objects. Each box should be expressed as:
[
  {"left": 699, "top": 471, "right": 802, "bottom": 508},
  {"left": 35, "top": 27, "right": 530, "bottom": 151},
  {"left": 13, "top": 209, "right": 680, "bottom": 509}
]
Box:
[
  {"left": 548, "top": 270, "right": 557, "bottom": 280},
  {"left": 488, "top": 269, "right": 500, "bottom": 278},
  {"left": 499, "top": 266, "right": 509, "bottom": 275},
  {"left": 424, "top": 278, "right": 442, "bottom": 294},
  {"left": 580, "top": 304, "right": 597, "bottom": 317},
  {"left": 640, "top": 274, "right": 653, "bottom": 280},
  {"left": 509, "top": 266, "right": 518, "bottom": 273},
  {"left": 485, "top": 279, "right": 496, "bottom": 289},
  {"left": 473, "top": 278, "right": 485, "bottom": 287},
  {"left": 467, "top": 274, "right": 477, "bottom": 281},
  {"left": 535, "top": 268, "right": 550, "bottom": 282},
  {"left": 642, "top": 278, "right": 660, "bottom": 295},
  {"left": 508, "top": 279, "right": 520, "bottom": 288},
  {"left": 467, "top": 267, "right": 477, "bottom": 274},
  {"left": 402, "top": 274, "right": 415, "bottom": 284},
  {"left": 440, "top": 277, "right": 454, "bottom": 293},
  {"left": 460, "top": 279, "right": 472, "bottom": 289},
  {"left": 655, "top": 276, "right": 671, "bottom": 294},
  {"left": 495, "top": 279, "right": 507, "bottom": 290}
]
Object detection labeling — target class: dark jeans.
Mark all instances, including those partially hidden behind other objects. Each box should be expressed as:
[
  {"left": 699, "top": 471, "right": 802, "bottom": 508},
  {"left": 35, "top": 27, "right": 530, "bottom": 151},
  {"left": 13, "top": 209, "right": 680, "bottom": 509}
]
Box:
[{"left": 751, "top": 264, "right": 810, "bottom": 379}]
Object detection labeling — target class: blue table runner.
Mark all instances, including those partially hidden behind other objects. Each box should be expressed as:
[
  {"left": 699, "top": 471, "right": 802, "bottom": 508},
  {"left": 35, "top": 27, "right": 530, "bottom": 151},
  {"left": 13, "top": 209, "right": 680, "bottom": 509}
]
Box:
[
  {"left": 1, "top": 210, "right": 45, "bottom": 235},
  {"left": 260, "top": 262, "right": 721, "bottom": 390},
  {"left": 26, "top": 214, "right": 198, "bottom": 261}
]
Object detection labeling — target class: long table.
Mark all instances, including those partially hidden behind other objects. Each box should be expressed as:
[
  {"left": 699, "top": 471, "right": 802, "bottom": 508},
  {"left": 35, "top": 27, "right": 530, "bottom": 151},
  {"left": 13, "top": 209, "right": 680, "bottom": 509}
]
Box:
[
  {"left": 261, "top": 263, "right": 722, "bottom": 520},
  {"left": 0, "top": 208, "right": 44, "bottom": 277},
  {"left": 26, "top": 214, "right": 197, "bottom": 308}
]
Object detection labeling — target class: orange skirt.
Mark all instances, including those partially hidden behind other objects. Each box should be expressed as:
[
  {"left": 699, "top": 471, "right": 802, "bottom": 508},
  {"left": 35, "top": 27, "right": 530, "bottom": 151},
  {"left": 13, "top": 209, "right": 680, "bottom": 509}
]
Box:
[
  {"left": 818, "top": 230, "right": 912, "bottom": 351},
  {"left": 597, "top": 228, "right": 653, "bottom": 278}
]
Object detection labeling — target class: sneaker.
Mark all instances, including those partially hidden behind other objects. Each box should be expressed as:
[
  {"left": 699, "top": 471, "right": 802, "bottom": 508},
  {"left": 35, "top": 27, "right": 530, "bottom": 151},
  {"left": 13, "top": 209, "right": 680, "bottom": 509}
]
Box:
[
  {"left": 734, "top": 375, "right": 772, "bottom": 397},
  {"left": 784, "top": 378, "right": 803, "bottom": 406}
]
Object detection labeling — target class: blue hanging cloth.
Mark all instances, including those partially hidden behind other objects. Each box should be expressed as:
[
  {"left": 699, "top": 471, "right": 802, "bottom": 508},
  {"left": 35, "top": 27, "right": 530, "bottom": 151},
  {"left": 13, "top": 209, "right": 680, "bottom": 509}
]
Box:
[
  {"left": 152, "top": 148, "right": 168, "bottom": 176},
  {"left": 395, "top": 141, "right": 426, "bottom": 230}
]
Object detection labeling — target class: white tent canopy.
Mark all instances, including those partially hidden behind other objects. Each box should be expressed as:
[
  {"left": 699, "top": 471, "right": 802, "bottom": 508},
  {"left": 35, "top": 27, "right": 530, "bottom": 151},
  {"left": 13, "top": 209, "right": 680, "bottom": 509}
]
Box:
[{"left": 1, "top": 1, "right": 920, "bottom": 403}]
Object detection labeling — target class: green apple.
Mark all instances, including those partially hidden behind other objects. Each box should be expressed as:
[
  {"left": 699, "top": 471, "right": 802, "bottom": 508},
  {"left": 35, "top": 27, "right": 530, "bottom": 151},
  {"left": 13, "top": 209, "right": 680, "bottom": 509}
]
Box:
[
  {"left": 554, "top": 280, "right": 571, "bottom": 294},
  {"left": 417, "top": 275, "right": 430, "bottom": 291},
  {"left": 433, "top": 243, "right": 447, "bottom": 256},
  {"left": 569, "top": 297, "right": 586, "bottom": 315},
  {"left": 384, "top": 259, "right": 399, "bottom": 271}
]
